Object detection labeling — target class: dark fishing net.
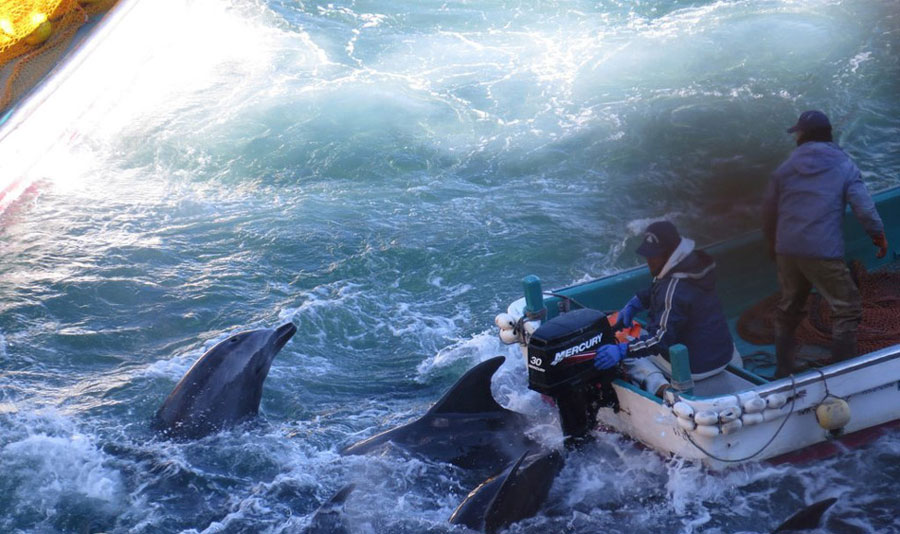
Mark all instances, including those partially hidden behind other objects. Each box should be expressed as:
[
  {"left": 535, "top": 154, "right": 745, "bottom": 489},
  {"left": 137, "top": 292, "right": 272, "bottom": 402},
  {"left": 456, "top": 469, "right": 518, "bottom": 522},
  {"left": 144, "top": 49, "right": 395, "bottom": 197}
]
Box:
[{"left": 737, "top": 261, "right": 900, "bottom": 356}]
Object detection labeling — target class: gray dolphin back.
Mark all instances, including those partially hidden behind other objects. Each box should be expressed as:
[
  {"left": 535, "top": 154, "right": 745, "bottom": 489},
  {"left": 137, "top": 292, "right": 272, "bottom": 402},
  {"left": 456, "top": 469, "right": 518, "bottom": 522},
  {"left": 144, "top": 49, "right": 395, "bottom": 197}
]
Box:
[
  {"left": 340, "top": 356, "right": 537, "bottom": 471},
  {"left": 427, "top": 356, "right": 506, "bottom": 415},
  {"left": 302, "top": 484, "right": 356, "bottom": 534},
  {"left": 772, "top": 497, "right": 837, "bottom": 533},
  {"left": 450, "top": 449, "right": 564, "bottom": 533},
  {"left": 154, "top": 323, "right": 296, "bottom": 439}
]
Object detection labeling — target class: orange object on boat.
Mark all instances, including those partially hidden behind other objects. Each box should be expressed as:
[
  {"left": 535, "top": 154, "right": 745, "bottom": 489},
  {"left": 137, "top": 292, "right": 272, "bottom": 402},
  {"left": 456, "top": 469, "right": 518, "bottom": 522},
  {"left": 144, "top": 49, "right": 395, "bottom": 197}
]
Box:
[{"left": 606, "top": 311, "right": 642, "bottom": 343}]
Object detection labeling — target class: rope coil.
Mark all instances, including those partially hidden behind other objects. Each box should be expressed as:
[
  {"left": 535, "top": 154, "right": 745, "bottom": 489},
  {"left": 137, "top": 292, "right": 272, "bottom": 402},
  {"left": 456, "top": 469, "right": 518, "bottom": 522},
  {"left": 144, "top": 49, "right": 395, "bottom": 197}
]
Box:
[{"left": 737, "top": 261, "right": 900, "bottom": 355}]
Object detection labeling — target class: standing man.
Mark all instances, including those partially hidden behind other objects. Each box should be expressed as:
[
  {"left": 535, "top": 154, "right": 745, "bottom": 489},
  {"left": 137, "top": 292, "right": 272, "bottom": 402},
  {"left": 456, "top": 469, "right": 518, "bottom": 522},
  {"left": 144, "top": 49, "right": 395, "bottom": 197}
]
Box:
[{"left": 762, "top": 110, "right": 888, "bottom": 378}]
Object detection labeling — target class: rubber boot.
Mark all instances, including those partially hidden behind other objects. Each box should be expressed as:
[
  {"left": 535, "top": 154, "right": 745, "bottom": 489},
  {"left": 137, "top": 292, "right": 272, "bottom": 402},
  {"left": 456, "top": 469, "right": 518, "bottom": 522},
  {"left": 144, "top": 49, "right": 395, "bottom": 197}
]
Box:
[
  {"left": 829, "top": 332, "right": 858, "bottom": 363},
  {"left": 774, "top": 334, "right": 801, "bottom": 378}
]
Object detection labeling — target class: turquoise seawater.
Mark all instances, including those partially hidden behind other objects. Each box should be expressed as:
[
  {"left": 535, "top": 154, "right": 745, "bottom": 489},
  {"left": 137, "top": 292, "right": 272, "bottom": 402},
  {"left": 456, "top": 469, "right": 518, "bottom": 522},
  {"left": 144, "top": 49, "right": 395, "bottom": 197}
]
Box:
[{"left": 1, "top": 0, "right": 899, "bottom": 532}]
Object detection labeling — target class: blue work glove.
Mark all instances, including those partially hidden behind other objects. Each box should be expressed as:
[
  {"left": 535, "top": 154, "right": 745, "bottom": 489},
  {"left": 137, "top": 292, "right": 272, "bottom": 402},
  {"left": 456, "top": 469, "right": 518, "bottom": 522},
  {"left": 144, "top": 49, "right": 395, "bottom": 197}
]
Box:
[
  {"left": 594, "top": 343, "right": 628, "bottom": 370},
  {"left": 615, "top": 295, "right": 644, "bottom": 329}
]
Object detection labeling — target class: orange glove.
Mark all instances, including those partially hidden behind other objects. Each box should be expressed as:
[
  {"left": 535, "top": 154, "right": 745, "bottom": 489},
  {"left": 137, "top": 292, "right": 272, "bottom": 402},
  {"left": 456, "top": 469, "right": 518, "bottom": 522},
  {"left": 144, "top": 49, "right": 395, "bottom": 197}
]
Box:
[{"left": 873, "top": 233, "right": 888, "bottom": 259}]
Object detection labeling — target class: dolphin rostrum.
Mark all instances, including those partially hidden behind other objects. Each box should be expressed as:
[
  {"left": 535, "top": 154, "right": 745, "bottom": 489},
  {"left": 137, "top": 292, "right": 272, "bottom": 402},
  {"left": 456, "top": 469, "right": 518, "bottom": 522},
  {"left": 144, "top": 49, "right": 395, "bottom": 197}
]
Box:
[
  {"left": 154, "top": 322, "right": 297, "bottom": 439},
  {"left": 341, "top": 356, "right": 537, "bottom": 472},
  {"left": 449, "top": 449, "right": 564, "bottom": 533},
  {"left": 301, "top": 484, "right": 355, "bottom": 534},
  {"left": 772, "top": 497, "right": 837, "bottom": 533}
]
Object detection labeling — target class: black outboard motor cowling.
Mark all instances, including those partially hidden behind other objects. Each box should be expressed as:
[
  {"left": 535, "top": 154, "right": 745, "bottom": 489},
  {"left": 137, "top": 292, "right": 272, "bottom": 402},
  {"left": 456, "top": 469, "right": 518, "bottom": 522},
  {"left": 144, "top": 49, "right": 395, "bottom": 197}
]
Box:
[{"left": 526, "top": 308, "right": 618, "bottom": 445}]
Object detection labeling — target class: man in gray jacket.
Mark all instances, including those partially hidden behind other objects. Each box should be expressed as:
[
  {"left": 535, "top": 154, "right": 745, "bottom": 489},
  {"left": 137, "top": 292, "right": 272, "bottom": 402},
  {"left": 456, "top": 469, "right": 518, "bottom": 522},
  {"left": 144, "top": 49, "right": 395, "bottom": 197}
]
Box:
[{"left": 762, "top": 110, "right": 888, "bottom": 377}]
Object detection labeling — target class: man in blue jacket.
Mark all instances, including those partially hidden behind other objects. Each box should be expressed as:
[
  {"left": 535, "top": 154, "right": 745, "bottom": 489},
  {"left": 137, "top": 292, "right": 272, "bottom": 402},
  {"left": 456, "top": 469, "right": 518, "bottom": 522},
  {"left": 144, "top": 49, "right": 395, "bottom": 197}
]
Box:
[
  {"left": 762, "top": 110, "right": 888, "bottom": 377},
  {"left": 593, "top": 221, "right": 738, "bottom": 396}
]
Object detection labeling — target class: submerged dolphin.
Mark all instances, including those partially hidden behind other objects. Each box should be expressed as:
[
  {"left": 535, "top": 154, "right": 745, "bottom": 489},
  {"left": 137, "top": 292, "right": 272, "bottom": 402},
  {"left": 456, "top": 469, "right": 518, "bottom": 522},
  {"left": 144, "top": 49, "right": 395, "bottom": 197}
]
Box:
[
  {"left": 154, "top": 322, "right": 297, "bottom": 439},
  {"left": 449, "top": 449, "right": 564, "bottom": 533},
  {"left": 341, "top": 356, "right": 537, "bottom": 472},
  {"left": 772, "top": 497, "right": 837, "bottom": 533},
  {"left": 301, "top": 484, "right": 355, "bottom": 534}
]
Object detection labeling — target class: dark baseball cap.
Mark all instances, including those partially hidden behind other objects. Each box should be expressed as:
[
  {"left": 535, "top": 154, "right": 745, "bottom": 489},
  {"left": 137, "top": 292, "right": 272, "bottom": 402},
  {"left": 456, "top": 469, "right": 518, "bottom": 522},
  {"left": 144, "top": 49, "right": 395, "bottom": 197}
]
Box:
[
  {"left": 636, "top": 221, "right": 681, "bottom": 258},
  {"left": 786, "top": 110, "right": 831, "bottom": 133}
]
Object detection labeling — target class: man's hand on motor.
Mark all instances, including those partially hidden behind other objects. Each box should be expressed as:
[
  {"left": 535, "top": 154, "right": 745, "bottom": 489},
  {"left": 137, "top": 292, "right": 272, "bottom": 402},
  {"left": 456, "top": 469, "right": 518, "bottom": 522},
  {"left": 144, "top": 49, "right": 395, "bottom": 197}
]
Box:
[
  {"left": 615, "top": 296, "right": 644, "bottom": 329},
  {"left": 594, "top": 343, "right": 628, "bottom": 370},
  {"left": 873, "top": 233, "right": 888, "bottom": 259}
]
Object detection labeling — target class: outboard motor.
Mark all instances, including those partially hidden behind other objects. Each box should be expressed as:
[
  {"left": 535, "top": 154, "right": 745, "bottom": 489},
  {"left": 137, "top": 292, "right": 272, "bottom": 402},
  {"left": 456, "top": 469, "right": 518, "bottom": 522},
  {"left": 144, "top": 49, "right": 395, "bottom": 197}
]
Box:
[{"left": 526, "top": 308, "right": 618, "bottom": 446}]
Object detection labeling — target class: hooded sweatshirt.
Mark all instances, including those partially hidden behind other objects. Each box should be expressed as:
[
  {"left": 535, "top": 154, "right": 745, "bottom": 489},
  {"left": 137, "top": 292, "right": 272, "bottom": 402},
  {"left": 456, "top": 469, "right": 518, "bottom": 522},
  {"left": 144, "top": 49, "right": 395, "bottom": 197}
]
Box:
[
  {"left": 762, "top": 142, "right": 884, "bottom": 259},
  {"left": 627, "top": 238, "right": 734, "bottom": 375}
]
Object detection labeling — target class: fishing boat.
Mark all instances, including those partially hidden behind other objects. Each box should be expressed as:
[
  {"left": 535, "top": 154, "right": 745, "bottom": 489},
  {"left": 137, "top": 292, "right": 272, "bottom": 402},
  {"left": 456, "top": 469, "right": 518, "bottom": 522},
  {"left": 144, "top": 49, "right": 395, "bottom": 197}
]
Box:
[
  {"left": 0, "top": 0, "right": 127, "bottom": 212},
  {"left": 495, "top": 185, "right": 900, "bottom": 469}
]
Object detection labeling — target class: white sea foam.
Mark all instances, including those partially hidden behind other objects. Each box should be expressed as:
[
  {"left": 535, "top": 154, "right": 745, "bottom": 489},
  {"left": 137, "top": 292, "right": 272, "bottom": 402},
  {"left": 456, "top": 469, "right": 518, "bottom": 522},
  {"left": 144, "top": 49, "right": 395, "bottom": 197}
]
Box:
[{"left": 0, "top": 412, "right": 124, "bottom": 519}]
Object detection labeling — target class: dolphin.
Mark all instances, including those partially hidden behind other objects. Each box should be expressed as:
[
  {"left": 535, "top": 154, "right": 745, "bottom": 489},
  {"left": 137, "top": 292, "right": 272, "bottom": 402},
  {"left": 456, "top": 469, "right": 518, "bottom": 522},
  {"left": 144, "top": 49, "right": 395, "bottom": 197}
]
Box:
[
  {"left": 301, "top": 484, "right": 355, "bottom": 534},
  {"left": 771, "top": 497, "right": 837, "bottom": 533},
  {"left": 153, "top": 322, "right": 297, "bottom": 439},
  {"left": 341, "top": 356, "right": 537, "bottom": 472},
  {"left": 449, "top": 449, "right": 564, "bottom": 534}
]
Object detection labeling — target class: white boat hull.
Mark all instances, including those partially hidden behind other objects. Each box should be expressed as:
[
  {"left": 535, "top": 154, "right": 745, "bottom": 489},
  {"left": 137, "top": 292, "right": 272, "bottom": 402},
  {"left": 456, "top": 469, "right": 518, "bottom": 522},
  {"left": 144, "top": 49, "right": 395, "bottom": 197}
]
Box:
[{"left": 594, "top": 345, "right": 900, "bottom": 469}]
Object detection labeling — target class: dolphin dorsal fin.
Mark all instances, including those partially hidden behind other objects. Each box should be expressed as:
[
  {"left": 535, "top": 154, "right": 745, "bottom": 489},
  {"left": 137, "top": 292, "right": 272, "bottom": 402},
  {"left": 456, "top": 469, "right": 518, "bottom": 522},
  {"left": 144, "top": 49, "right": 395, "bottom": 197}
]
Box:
[
  {"left": 772, "top": 497, "right": 837, "bottom": 533},
  {"left": 428, "top": 356, "right": 506, "bottom": 415},
  {"left": 483, "top": 451, "right": 528, "bottom": 533}
]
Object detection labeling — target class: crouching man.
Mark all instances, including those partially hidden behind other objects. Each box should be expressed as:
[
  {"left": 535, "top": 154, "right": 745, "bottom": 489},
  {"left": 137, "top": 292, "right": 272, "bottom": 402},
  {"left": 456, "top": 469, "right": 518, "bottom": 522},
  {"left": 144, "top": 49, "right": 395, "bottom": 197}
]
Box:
[{"left": 593, "top": 221, "right": 740, "bottom": 396}]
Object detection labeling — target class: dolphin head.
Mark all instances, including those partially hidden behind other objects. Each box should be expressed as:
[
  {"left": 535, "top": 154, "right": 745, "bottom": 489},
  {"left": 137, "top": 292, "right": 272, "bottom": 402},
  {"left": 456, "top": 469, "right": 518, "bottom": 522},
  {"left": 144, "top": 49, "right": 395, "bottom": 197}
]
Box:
[
  {"left": 218, "top": 322, "right": 298, "bottom": 382},
  {"left": 154, "top": 322, "right": 298, "bottom": 439}
]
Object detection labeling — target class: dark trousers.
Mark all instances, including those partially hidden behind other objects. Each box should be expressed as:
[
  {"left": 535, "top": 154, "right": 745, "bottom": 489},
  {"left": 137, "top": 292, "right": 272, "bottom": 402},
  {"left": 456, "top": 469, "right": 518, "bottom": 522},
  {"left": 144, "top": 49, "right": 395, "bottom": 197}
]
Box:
[{"left": 774, "top": 255, "right": 862, "bottom": 339}]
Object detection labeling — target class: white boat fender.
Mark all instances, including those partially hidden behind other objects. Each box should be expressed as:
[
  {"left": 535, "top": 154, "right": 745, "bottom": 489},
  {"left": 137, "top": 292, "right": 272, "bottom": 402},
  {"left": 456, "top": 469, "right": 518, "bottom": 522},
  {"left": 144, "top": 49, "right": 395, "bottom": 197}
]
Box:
[
  {"left": 672, "top": 401, "right": 694, "bottom": 420},
  {"left": 741, "top": 412, "right": 764, "bottom": 425},
  {"left": 694, "top": 410, "right": 718, "bottom": 426},
  {"left": 494, "top": 313, "right": 517, "bottom": 331},
  {"left": 718, "top": 406, "right": 741, "bottom": 423},
  {"left": 676, "top": 417, "right": 696, "bottom": 431},
  {"left": 742, "top": 396, "right": 767, "bottom": 414},
  {"left": 762, "top": 408, "right": 785, "bottom": 422},
  {"left": 816, "top": 395, "right": 851, "bottom": 431},
  {"left": 765, "top": 392, "right": 787, "bottom": 409},
  {"left": 523, "top": 320, "right": 540, "bottom": 336},
  {"left": 721, "top": 419, "right": 743, "bottom": 435},
  {"left": 694, "top": 424, "right": 721, "bottom": 437},
  {"left": 499, "top": 328, "right": 519, "bottom": 345}
]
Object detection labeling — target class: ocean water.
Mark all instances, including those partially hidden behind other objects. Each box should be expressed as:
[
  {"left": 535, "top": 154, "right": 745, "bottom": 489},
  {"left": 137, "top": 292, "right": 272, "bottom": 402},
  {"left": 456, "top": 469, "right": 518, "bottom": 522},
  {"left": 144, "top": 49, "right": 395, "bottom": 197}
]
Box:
[{"left": 1, "top": 0, "right": 899, "bottom": 532}]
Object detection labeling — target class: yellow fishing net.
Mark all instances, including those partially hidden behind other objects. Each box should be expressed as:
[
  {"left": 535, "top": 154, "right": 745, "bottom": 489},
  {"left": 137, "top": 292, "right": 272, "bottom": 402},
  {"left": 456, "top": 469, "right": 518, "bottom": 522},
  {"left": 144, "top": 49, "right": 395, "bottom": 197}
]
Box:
[{"left": 0, "top": 0, "right": 117, "bottom": 112}]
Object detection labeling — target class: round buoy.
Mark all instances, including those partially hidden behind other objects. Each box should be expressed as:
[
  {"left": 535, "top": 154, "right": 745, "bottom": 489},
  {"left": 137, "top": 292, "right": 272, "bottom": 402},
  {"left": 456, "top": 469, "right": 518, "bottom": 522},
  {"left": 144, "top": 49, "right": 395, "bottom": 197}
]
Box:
[
  {"left": 765, "top": 393, "right": 787, "bottom": 409},
  {"left": 1, "top": 18, "right": 15, "bottom": 37},
  {"left": 721, "top": 419, "right": 743, "bottom": 435},
  {"left": 672, "top": 401, "right": 694, "bottom": 420},
  {"left": 676, "top": 416, "right": 696, "bottom": 431},
  {"left": 498, "top": 328, "right": 518, "bottom": 345},
  {"left": 694, "top": 410, "right": 718, "bottom": 426},
  {"left": 695, "top": 424, "right": 721, "bottom": 437},
  {"left": 718, "top": 406, "right": 741, "bottom": 423},
  {"left": 494, "top": 313, "right": 516, "bottom": 330},
  {"left": 741, "top": 412, "right": 764, "bottom": 426},
  {"left": 24, "top": 19, "right": 52, "bottom": 46},
  {"left": 816, "top": 396, "right": 850, "bottom": 432},
  {"left": 742, "top": 396, "right": 766, "bottom": 414}
]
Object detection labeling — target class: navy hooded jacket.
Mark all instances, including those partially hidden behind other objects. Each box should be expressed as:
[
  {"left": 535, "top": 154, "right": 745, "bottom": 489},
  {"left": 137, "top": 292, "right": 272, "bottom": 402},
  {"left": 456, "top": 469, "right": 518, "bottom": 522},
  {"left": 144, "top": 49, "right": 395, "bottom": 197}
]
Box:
[
  {"left": 762, "top": 141, "right": 883, "bottom": 259},
  {"left": 626, "top": 239, "right": 734, "bottom": 374}
]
